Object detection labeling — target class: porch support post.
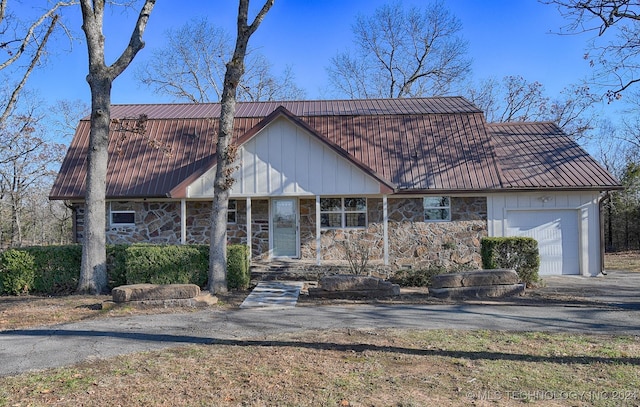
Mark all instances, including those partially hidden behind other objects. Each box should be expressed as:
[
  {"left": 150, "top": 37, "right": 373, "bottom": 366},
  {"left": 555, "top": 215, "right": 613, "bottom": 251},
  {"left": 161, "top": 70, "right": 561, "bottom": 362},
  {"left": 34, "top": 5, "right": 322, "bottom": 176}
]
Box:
[
  {"left": 383, "top": 195, "right": 389, "bottom": 266},
  {"left": 180, "top": 199, "right": 186, "bottom": 244},
  {"left": 246, "top": 197, "right": 252, "bottom": 261},
  {"left": 315, "top": 195, "right": 321, "bottom": 265}
]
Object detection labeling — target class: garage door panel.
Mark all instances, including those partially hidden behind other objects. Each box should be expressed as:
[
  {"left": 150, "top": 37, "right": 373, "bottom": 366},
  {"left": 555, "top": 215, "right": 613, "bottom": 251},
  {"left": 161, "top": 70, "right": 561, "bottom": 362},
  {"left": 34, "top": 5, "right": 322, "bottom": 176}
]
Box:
[{"left": 506, "top": 210, "right": 579, "bottom": 276}]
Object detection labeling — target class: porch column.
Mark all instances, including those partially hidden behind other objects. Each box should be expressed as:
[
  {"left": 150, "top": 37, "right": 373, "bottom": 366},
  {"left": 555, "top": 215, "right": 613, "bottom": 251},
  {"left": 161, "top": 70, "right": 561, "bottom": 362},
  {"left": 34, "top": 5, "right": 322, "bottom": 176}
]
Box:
[
  {"left": 315, "top": 195, "right": 321, "bottom": 265},
  {"left": 246, "top": 197, "right": 252, "bottom": 261},
  {"left": 383, "top": 195, "right": 389, "bottom": 266},
  {"left": 180, "top": 199, "right": 186, "bottom": 244}
]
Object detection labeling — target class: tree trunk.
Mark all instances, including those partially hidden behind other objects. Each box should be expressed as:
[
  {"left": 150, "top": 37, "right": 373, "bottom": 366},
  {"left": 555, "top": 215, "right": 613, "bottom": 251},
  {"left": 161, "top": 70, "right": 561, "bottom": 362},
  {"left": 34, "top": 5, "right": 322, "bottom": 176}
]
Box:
[
  {"left": 209, "top": 62, "right": 242, "bottom": 294},
  {"left": 208, "top": 0, "right": 273, "bottom": 294},
  {"left": 77, "top": 0, "right": 155, "bottom": 294},
  {"left": 77, "top": 76, "right": 112, "bottom": 294}
]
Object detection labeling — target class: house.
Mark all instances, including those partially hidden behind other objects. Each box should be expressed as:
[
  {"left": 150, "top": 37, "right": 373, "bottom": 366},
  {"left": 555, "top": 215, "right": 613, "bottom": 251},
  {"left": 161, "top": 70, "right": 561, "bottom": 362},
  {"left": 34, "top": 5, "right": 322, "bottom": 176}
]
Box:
[{"left": 49, "top": 97, "right": 620, "bottom": 276}]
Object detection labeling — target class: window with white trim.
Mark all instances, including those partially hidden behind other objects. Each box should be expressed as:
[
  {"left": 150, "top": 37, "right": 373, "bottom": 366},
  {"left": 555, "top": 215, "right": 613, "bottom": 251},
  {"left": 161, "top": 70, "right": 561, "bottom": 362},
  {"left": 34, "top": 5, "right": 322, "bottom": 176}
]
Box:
[
  {"left": 110, "top": 211, "right": 135, "bottom": 226},
  {"left": 320, "top": 197, "right": 367, "bottom": 229},
  {"left": 227, "top": 200, "right": 237, "bottom": 224},
  {"left": 424, "top": 196, "right": 451, "bottom": 221}
]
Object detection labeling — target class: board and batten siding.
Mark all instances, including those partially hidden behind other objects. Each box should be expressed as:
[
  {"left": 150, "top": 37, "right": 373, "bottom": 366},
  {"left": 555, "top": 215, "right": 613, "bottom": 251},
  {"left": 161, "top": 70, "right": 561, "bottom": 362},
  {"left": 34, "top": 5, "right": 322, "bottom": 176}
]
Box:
[
  {"left": 186, "top": 117, "right": 382, "bottom": 198},
  {"left": 487, "top": 192, "right": 602, "bottom": 276}
]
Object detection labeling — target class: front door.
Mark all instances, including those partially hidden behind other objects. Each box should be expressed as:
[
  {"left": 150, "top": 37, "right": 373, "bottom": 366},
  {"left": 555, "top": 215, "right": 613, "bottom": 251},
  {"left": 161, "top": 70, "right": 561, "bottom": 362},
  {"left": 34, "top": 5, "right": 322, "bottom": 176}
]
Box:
[{"left": 271, "top": 198, "right": 299, "bottom": 258}]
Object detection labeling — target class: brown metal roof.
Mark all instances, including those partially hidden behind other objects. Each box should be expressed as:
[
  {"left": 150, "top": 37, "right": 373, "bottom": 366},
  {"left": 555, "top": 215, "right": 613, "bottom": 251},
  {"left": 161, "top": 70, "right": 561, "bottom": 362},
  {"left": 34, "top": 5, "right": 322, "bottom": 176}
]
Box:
[
  {"left": 106, "top": 96, "right": 482, "bottom": 120},
  {"left": 50, "top": 98, "right": 619, "bottom": 200},
  {"left": 487, "top": 122, "right": 620, "bottom": 190}
]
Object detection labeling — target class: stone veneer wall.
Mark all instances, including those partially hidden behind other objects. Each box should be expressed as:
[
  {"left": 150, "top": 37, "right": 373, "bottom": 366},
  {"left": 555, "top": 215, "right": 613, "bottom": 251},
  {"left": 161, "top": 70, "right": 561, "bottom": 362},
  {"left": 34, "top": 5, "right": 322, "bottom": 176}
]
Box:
[
  {"left": 387, "top": 197, "right": 487, "bottom": 270},
  {"left": 106, "top": 202, "right": 181, "bottom": 244},
  {"left": 75, "top": 200, "right": 257, "bottom": 249},
  {"left": 300, "top": 197, "right": 487, "bottom": 270},
  {"left": 74, "top": 196, "right": 487, "bottom": 269}
]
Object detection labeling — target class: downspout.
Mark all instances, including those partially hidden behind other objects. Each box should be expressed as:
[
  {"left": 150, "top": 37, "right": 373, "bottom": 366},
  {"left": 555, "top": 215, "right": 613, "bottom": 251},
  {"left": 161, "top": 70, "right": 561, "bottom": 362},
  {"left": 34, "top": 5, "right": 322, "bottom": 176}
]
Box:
[{"left": 599, "top": 192, "right": 610, "bottom": 275}]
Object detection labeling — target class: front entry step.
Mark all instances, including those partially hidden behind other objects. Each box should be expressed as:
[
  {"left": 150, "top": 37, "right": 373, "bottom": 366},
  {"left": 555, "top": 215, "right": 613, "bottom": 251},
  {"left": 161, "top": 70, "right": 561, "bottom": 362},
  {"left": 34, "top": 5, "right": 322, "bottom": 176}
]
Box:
[{"left": 240, "top": 281, "right": 305, "bottom": 309}]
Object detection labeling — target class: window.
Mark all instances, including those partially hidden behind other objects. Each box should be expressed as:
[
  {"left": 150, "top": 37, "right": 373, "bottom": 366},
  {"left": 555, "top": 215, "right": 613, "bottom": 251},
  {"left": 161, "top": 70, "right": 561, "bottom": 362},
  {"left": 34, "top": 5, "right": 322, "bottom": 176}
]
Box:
[
  {"left": 424, "top": 196, "right": 450, "bottom": 221},
  {"left": 320, "top": 197, "right": 367, "bottom": 228},
  {"left": 111, "top": 211, "right": 135, "bottom": 226},
  {"left": 227, "top": 200, "right": 237, "bottom": 224}
]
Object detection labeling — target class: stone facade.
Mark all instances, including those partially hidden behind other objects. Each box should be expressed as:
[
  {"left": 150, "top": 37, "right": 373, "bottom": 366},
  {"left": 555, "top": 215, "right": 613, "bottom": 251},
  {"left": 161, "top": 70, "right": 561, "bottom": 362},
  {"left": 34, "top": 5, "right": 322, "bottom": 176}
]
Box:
[
  {"left": 299, "top": 197, "right": 487, "bottom": 270},
  {"left": 73, "top": 196, "right": 487, "bottom": 270},
  {"left": 387, "top": 197, "right": 487, "bottom": 270},
  {"left": 106, "top": 201, "right": 181, "bottom": 244}
]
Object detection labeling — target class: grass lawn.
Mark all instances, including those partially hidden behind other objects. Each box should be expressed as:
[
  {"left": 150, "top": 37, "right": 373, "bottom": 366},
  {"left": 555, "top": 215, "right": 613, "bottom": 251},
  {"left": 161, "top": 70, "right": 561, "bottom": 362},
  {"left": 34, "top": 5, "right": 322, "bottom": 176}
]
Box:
[
  {"left": 605, "top": 251, "right": 640, "bottom": 272},
  {"left": 1, "top": 329, "right": 639, "bottom": 406}
]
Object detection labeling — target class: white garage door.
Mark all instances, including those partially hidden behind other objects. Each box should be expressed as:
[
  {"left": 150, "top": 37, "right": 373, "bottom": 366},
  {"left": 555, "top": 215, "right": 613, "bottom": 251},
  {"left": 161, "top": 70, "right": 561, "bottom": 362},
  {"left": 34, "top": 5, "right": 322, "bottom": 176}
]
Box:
[{"left": 506, "top": 210, "right": 580, "bottom": 275}]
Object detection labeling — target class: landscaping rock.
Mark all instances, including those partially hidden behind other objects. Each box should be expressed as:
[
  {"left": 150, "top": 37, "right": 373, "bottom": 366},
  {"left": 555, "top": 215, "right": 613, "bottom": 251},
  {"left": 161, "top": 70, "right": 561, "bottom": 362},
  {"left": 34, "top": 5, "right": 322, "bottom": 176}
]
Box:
[
  {"left": 112, "top": 283, "right": 201, "bottom": 303},
  {"left": 309, "top": 275, "right": 400, "bottom": 299},
  {"left": 430, "top": 269, "right": 523, "bottom": 299},
  {"left": 430, "top": 283, "right": 525, "bottom": 299},
  {"left": 431, "top": 269, "right": 519, "bottom": 289}
]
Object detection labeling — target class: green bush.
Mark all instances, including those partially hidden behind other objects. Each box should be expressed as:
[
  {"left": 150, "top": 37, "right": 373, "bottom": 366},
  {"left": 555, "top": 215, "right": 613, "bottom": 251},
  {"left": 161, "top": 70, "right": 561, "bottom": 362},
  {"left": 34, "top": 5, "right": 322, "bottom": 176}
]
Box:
[
  {"left": 391, "top": 264, "right": 447, "bottom": 287},
  {"left": 227, "top": 244, "right": 250, "bottom": 289},
  {"left": 0, "top": 249, "right": 36, "bottom": 295},
  {"left": 21, "top": 245, "right": 82, "bottom": 295},
  {"left": 107, "top": 244, "right": 131, "bottom": 288},
  {"left": 123, "top": 244, "right": 209, "bottom": 287},
  {"left": 0, "top": 243, "right": 251, "bottom": 295},
  {"left": 481, "top": 237, "right": 540, "bottom": 285}
]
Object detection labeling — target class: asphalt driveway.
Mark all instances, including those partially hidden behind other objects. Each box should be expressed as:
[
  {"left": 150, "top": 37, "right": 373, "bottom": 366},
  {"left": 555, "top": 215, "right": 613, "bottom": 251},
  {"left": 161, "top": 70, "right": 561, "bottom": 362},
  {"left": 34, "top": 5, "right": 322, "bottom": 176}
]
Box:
[
  {"left": 533, "top": 270, "right": 640, "bottom": 309},
  {"left": 0, "top": 270, "right": 639, "bottom": 377}
]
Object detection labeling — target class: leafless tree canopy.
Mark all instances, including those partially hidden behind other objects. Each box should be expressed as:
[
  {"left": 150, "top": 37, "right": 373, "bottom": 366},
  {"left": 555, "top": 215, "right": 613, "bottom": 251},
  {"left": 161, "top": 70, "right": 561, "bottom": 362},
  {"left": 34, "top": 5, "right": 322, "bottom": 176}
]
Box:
[
  {"left": 327, "top": 1, "right": 471, "bottom": 99},
  {"left": 545, "top": 0, "right": 640, "bottom": 99},
  {"left": 137, "top": 17, "right": 305, "bottom": 103},
  {"left": 0, "top": 98, "right": 67, "bottom": 247},
  {"left": 466, "top": 75, "right": 597, "bottom": 140},
  {"left": 0, "top": 1, "right": 74, "bottom": 126}
]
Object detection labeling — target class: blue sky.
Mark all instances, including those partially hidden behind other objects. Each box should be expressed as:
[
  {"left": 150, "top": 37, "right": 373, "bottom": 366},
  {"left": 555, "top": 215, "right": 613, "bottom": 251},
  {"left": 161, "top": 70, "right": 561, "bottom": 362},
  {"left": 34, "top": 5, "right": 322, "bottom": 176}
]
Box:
[{"left": 27, "top": 0, "right": 596, "bottom": 105}]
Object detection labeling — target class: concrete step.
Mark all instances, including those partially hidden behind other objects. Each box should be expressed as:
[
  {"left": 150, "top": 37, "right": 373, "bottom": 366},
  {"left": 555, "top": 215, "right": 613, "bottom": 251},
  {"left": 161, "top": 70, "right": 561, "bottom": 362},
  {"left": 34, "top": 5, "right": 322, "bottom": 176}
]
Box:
[{"left": 239, "top": 281, "right": 305, "bottom": 309}]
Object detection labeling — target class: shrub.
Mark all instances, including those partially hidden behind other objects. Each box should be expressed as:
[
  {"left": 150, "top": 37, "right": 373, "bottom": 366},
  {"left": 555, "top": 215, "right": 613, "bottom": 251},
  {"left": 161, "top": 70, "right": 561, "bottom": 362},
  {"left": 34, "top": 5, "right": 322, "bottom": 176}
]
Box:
[
  {"left": 391, "top": 264, "right": 447, "bottom": 287},
  {"left": 22, "top": 245, "right": 82, "bottom": 295},
  {"left": 123, "top": 244, "right": 209, "bottom": 287},
  {"left": 227, "top": 244, "right": 250, "bottom": 289},
  {"left": 481, "top": 237, "right": 540, "bottom": 285},
  {"left": 107, "top": 245, "right": 129, "bottom": 289},
  {"left": 334, "top": 233, "right": 380, "bottom": 276},
  {"left": 0, "top": 249, "right": 36, "bottom": 295},
  {"left": 0, "top": 243, "right": 251, "bottom": 295}
]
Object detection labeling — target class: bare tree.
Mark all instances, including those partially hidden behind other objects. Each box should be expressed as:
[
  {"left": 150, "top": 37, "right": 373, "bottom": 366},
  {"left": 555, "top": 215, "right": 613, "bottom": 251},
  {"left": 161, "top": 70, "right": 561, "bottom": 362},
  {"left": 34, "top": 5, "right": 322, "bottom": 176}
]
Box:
[
  {"left": 327, "top": 0, "right": 471, "bottom": 99},
  {"left": 466, "top": 75, "right": 597, "bottom": 140},
  {"left": 78, "top": 0, "right": 156, "bottom": 294},
  {"left": 0, "top": 1, "right": 73, "bottom": 126},
  {"left": 137, "top": 16, "right": 303, "bottom": 103},
  {"left": 209, "top": 0, "right": 274, "bottom": 294},
  {"left": 0, "top": 102, "right": 65, "bottom": 247},
  {"left": 545, "top": 0, "right": 640, "bottom": 100},
  {"left": 469, "top": 76, "right": 546, "bottom": 123}
]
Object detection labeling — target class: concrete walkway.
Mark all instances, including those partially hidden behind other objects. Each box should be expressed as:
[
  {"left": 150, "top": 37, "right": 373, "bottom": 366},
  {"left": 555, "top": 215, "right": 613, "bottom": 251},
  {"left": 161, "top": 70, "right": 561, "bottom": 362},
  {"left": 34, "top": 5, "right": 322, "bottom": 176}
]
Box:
[{"left": 239, "top": 281, "right": 305, "bottom": 309}]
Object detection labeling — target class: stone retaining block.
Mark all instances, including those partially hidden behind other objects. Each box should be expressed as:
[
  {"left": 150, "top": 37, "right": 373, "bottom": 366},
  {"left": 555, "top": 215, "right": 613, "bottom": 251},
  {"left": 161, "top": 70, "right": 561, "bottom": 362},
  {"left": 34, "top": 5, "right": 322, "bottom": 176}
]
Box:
[
  {"left": 431, "top": 269, "right": 519, "bottom": 289},
  {"left": 430, "top": 269, "right": 523, "bottom": 299},
  {"left": 309, "top": 275, "right": 400, "bottom": 299},
  {"left": 112, "top": 283, "right": 201, "bottom": 303}
]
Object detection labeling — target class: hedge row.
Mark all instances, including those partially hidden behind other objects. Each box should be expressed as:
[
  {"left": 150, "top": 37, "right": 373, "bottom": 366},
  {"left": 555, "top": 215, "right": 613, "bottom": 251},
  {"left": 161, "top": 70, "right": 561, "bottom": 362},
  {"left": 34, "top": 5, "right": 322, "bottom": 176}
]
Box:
[
  {"left": 0, "top": 244, "right": 251, "bottom": 296},
  {"left": 481, "top": 237, "right": 540, "bottom": 285}
]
